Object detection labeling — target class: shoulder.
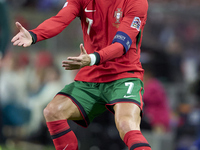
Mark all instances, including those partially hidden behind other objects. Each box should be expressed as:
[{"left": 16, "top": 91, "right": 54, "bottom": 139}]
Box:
[
  {"left": 125, "top": 0, "right": 148, "bottom": 13},
  {"left": 126, "top": 0, "right": 148, "bottom": 6},
  {"left": 69, "top": 0, "right": 91, "bottom": 7},
  {"left": 64, "top": 0, "right": 90, "bottom": 9}
]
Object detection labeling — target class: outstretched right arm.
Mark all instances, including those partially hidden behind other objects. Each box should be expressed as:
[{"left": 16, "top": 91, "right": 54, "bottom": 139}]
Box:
[{"left": 11, "top": 0, "right": 81, "bottom": 47}]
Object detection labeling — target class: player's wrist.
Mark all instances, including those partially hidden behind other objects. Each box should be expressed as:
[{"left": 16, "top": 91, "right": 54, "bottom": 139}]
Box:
[
  {"left": 29, "top": 31, "right": 37, "bottom": 44},
  {"left": 89, "top": 53, "right": 96, "bottom": 66},
  {"left": 89, "top": 52, "right": 100, "bottom": 66}
]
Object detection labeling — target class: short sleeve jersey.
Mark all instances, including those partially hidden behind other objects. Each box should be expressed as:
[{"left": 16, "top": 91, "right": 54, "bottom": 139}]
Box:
[{"left": 30, "top": 0, "right": 148, "bottom": 83}]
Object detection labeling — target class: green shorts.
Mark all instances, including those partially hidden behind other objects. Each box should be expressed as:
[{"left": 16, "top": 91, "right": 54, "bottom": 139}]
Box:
[{"left": 57, "top": 78, "right": 144, "bottom": 127}]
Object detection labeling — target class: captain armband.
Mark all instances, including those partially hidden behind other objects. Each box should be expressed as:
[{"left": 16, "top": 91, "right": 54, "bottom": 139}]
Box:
[{"left": 112, "top": 31, "right": 132, "bottom": 53}]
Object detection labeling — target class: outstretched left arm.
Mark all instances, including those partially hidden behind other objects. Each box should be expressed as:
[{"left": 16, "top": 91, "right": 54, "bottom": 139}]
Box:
[{"left": 62, "top": 42, "right": 124, "bottom": 70}]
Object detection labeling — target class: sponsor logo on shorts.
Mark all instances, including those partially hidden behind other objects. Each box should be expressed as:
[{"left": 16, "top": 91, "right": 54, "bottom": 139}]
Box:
[{"left": 123, "top": 95, "right": 136, "bottom": 98}]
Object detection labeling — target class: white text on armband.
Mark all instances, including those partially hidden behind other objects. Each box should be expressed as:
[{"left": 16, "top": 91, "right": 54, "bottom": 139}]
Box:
[{"left": 112, "top": 31, "right": 132, "bottom": 53}]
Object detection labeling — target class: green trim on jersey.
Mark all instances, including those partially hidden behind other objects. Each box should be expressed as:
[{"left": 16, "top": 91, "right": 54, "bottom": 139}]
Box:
[{"left": 136, "top": 30, "right": 142, "bottom": 50}]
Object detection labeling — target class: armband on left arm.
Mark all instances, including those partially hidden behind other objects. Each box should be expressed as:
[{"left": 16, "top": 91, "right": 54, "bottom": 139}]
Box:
[{"left": 112, "top": 31, "right": 132, "bottom": 53}]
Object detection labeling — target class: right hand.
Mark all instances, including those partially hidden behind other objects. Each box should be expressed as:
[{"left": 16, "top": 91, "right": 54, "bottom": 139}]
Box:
[{"left": 11, "top": 22, "right": 32, "bottom": 47}]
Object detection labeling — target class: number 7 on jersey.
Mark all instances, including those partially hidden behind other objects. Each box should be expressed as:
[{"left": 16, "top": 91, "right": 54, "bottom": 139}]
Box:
[{"left": 86, "top": 18, "right": 93, "bottom": 35}]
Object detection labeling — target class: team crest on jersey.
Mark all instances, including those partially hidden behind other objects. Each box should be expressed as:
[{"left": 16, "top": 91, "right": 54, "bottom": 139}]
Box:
[
  {"left": 114, "top": 8, "right": 122, "bottom": 23},
  {"left": 131, "top": 17, "right": 141, "bottom": 31}
]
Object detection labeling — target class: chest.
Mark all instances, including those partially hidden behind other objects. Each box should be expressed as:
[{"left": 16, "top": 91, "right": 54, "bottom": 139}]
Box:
[{"left": 81, "top": 0, "right": 126, "bottom": 34}]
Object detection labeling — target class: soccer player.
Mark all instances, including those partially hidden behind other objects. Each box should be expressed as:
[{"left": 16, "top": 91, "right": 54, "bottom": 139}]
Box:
[{"left": 11, "top": 0, "right": 151, "bottom": 150}]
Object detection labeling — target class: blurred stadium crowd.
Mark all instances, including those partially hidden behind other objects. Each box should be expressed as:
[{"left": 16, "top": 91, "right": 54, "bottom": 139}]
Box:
[{"left": 0, "top": 0, "right": 200, "bottom": 150}]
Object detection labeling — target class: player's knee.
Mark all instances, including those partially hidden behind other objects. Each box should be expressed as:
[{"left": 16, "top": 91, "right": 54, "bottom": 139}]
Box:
[
  {"left": 116, "top": 115, "right": 140, "bottom": 136},
  {"left": 116, "top": 115, "right": 131, "bottom": 131},
  {"left": 43, "top": 103, "right": 62, "bottom": 121},
  {"left": 43, "top": 106, "right": 51, "bottom": 120}
]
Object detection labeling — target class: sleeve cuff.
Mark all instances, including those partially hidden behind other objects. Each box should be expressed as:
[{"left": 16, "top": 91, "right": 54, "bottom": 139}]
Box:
[
  {"left": 29, "top": 31, "right": 37, "bottom": 44},
  {"left": 89, "top": 52, "right": 100, "bottom": 66}
]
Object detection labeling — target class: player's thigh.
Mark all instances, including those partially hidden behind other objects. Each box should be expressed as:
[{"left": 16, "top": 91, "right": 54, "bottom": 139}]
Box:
[
  {"left": 106, "top": 78, "right": 144, "bottom": 132},
  {"left": 114, "top": 103, "right": 141, "bottom": 128},
  {"left": 114, "top": 103, "right": 141, "bottom": 138},
  {"left": 55, "top": 81, "right": 106, "bottom": 127},
  {"left": 44, "top": 95, "right": 83, "bottom": 122}
]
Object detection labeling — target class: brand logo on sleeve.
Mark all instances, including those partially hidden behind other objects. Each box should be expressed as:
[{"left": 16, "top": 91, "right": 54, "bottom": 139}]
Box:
[{"left": 131, "top": 17, "right": 141, "bottom": 31}]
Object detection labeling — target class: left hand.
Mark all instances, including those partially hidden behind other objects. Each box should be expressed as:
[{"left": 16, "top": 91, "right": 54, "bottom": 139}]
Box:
[{"left": 62, "top": 44, "right": 91, "bottom": 70}]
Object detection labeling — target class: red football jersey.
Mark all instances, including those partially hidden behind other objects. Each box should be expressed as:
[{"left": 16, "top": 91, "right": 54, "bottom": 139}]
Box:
[{"left": 30, "top": 0, "right": 148, "bottom": 83}]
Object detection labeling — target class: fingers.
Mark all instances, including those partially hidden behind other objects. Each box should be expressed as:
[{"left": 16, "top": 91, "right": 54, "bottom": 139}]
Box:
[
  {"left": 62, "top": 60, "right": 82, "bottom": 70},
  {"left": 62, "top": 60, "right": 82, "bottom": 65},
  {"left": 12, "top": 39, "right": 21, "bottom": 46},
  {"left": 11, "top": 34, "right": 19, "bottom": 43},
  {"left": 15, "top": 22, "right": 24, "bottom": 32},
  {"left": 12, "top": 35, "right": 27, "bottom": 47},
  {"left": 11, "top": 22, "right": 32, "bottom": 47},
  {"left": 62, "top": 44, "right": 90, "bottom": 70},
  {"left": 18, "top": 42, "right": 24, "bottom": 47},
  {"left": 67, "top": 57, "right": 82, "bottom": 62},
  {"left": 12, "top": 34, "right": 23, "bottom": 46},
  {"left": 13, "top": 40, "right": 24, "bottom": 47},
  {"left": 80, "top": 43, "right": 87, "bottom": 54},
  {"left": 23, "top": 43, "right": 29, "bottom": 47},
  {"left": 11, "top": 23, "right": 24, "bottom": 44}
]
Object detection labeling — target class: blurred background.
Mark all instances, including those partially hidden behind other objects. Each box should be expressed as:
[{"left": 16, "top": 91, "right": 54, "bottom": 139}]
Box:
[{"left": 0, "top": 0, "right": 200, "bottom": 150}]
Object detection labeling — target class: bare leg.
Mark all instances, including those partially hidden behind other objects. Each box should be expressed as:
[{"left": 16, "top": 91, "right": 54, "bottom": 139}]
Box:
[
  {"left": 43, "top": 95, "right": 83, "bottom": 150},
  {"left": 114, "top": 103, "right": 141, "bottom": 140},
  {"left": 114, "top": 103, "right": 151, "bottom": 150},
  {"left": 43, "top": 95, "right": 83, "bottom": 121}
]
